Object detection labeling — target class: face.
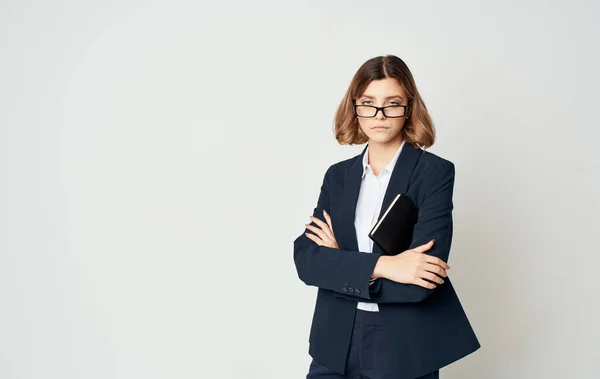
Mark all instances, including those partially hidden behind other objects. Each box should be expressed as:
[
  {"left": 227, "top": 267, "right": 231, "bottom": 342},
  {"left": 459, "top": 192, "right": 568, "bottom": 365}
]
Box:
[{"left": 354, "top": 78, "right": 409, "bottom": 146}]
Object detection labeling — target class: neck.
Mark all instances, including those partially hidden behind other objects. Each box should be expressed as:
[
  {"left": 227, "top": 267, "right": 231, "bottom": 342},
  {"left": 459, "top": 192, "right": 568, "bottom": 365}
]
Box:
[{"left": 367, "top": 136, "right": 404, "bottom": 166}]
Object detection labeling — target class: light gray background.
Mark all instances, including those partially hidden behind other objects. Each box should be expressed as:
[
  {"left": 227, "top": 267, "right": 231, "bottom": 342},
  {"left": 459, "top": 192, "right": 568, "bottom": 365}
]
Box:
[{"left": 1, "top": 1, "right": 598, "bottom": 378}]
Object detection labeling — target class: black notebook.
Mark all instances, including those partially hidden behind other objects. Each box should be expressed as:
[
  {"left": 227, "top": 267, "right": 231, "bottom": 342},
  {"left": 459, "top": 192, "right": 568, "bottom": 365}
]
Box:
[{"left": 368, "top": 193, "right": 419, "bottom": 256}]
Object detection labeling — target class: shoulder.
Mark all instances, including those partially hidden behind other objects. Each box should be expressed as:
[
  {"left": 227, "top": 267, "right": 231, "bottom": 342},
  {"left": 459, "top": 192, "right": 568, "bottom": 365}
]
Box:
[
  {"left": 416, "top": 149, "right": 455, "bottom": 178},
  {"left": 322, "top": 151, "right": 362, "bottom": 183},
  {"left": 327, "top": 144, "right": 455, "bottom": 173},
  {"left": 412, "top": 150, "right": 456, "bottom": 204},
  {"left": 321, "top": 144, "right": 456, "bottom": 185}
]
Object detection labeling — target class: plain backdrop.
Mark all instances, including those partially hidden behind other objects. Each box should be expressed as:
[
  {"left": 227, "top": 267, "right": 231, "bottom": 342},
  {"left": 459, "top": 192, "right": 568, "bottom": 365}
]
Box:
[{"left": 1, "top": 1, "right": 599, "bottom": 378}]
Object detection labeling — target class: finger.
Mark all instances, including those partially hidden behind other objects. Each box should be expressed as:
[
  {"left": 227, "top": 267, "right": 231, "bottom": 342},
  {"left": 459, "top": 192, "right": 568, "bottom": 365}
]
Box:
[
  {"left": 411, "top": 239, "right": 435, "bottom": 253},
  {"left": 309, "top": 216, "right": 334, "bottom": 239},
  {"left": 423, "top": 254, "right": 450, "bottom": 270},
  {"left": 424, "top": 263, "right": 447, "bottom": 278},
  {"left": 304, "top": 232, "right": 324, "bottom": 246},
  {"left": 420, "top": 271, "right": 444, "bottom": 285},
  {"left": 305, "top": 223, "right": 331, "bottom": 243},
  {"left": 414, "top": 278, "right": 437, "bottom": 289},
  {"left": 322, "top": 212, "right": 339, "bottom": 248},
  {"left": 305, "top": 224, "right": 336, "bottom": 248},
  {"left": 309, "top": 215, "right": 331, "bottom": 236},
  {"left": 322, "top": 210, "right": 336, "bottom": 237}
]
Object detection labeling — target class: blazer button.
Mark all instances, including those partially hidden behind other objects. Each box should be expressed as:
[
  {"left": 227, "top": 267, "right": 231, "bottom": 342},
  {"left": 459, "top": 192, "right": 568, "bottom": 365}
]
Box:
[
  {"left": 348, "top": 287, "right": 354, "bottom": 293},
  {"left": 341, "top": 286, "right": 348, "bottom": 293},
  {"left": 355, "top": 288, "right": 361, "bottom": 294}
]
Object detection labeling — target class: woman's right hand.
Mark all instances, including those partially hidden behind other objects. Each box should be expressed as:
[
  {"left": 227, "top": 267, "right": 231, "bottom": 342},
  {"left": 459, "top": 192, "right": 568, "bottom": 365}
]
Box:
[{"left": 372, "top": 240, "right": 450, "bottom": 289}]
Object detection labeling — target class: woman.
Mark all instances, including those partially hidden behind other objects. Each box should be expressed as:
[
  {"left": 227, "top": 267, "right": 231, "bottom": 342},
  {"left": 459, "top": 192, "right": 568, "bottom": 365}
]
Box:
[{"left": 293, "top": 55, "right": 480, "bottom": 379}]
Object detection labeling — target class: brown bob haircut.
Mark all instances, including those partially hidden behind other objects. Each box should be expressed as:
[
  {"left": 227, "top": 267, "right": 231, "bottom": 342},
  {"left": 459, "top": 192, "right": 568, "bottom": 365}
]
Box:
[{"left": 334, "top": 55, "right": 435, "bottom": 149}]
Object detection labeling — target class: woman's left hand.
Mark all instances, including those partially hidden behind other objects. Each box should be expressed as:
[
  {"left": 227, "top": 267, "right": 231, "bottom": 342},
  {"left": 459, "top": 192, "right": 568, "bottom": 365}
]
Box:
[{"left": 304, "top": 210, "right": 339, "bottom": 249}]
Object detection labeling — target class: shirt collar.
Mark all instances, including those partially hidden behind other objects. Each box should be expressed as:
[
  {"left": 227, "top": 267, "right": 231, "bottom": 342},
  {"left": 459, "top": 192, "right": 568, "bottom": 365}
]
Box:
[{"left": 362, "top": 140, "right": 406, "bottom": 179}]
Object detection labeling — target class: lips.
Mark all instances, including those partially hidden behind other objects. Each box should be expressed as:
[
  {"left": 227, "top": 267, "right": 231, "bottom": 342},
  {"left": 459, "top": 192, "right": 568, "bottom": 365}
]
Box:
[{"left": 372, "top": 125, "right": 388, "bottom": 130}]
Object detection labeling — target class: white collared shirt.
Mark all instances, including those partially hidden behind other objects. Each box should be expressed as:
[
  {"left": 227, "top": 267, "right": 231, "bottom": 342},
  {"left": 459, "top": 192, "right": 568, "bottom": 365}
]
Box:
[{"left": 354, "top": 140, "right": 405, "bottom": 312}]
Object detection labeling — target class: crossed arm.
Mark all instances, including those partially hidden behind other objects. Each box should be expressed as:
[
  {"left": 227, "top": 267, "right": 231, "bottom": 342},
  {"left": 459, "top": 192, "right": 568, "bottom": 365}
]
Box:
[{"left": 293, "top": 162, "right": 456, "bottom": 304}]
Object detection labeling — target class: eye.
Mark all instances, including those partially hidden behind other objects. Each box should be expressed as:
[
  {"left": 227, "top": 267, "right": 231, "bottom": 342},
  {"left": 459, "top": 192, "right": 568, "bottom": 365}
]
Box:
[
  {"left": 361, "top": 100, "right": 372, "bottom": 105},
  {"left": 387, "top": 101, "right": 400, "bottom": 106}
]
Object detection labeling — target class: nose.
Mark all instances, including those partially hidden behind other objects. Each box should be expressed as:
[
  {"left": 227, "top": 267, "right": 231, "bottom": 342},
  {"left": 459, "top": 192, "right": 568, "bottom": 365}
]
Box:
[{"left": 375, "top": 108, "right": 386, "bottom": 119}]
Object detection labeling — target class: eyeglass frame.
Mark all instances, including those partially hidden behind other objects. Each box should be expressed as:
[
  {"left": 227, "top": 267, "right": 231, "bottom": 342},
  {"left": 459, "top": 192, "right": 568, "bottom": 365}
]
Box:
[{"left": 352, "top": 103, "right": 410, "bottom": 118}]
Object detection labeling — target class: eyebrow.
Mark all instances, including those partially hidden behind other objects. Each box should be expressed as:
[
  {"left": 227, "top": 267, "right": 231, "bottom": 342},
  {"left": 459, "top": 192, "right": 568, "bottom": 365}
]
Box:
[{"left": 360, "top": 95, "right": 404, "bottom": 100}]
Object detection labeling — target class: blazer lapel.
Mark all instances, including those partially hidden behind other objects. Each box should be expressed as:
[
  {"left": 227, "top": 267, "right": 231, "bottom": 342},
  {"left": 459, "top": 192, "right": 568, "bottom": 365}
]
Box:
[
  {"left": 337, "top": 145, "right": 367, "bottom": 252},
  {"left": 338, "top": 142, "right": 422, "bottom": 254}
]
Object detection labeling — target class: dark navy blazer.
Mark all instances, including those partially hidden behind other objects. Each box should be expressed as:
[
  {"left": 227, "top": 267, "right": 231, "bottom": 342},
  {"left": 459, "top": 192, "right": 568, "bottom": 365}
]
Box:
[{"left": 293, "top": 142, "right": 480, "bottom": 378}]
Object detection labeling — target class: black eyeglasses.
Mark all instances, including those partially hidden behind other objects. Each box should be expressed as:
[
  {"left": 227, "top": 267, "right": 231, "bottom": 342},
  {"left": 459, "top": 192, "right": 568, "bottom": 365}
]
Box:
[{"left": 353, "top": 104, "right": 408, "bottom": 118}]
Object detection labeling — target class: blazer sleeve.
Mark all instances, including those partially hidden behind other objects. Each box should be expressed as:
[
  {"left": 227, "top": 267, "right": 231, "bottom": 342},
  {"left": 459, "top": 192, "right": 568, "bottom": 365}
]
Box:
[
  {"left": 293, "top": 166, "right": 382, "bottom": 301},
  {"left": 333, "top": 161, "right": 456, "bottom": 304}
]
